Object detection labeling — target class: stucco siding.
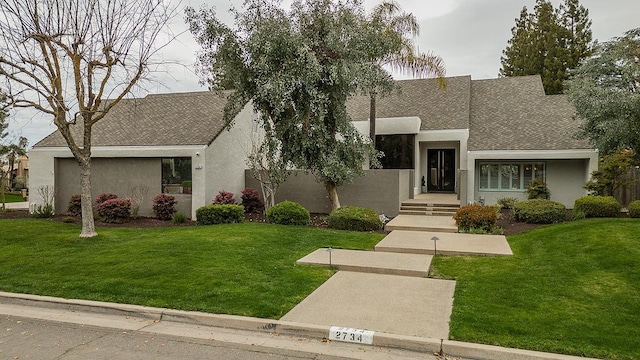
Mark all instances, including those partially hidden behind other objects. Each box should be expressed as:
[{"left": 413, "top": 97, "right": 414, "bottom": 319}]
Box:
[
  {"left": 55, "top": 158, "right": 169, "bottom": 217},
  {"left": 473, "top": 158, "right": 591, "bottom": 208},
  {"left": 204, "top": 104, "right": 255, "bottom": 206},
  {"left": 245, "top": 169, "right": 414, "bottom": 217}
]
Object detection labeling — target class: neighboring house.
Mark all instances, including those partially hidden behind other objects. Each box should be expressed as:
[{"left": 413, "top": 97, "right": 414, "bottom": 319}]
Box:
[{"left": 29, "top": 75, "right": 596, "bottom": 218}]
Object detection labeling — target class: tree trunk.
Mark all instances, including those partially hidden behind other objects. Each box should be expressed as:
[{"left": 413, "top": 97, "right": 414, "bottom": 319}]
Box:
[
  {"left": 369, "top": 93, "right": 376, "bottom": 147},
  {"left": 78, "top": 156, "right": 97, "bottom": 238},
  {"left": 325, "top": 180, "right": 341, "bottom": 211}
]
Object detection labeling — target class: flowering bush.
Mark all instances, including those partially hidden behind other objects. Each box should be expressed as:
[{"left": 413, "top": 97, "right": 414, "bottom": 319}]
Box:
[
  {"left": 96, "top": 198, "right": 131, "bottom": 223},
  {"left": 213, "top": 190, "right": 237, "bottom": 205},
  {"left": 153, "top": 193, "right": 177, "bottom": 220},
  {"left": 95, "top": 193, "right": 118, "bottom": 205},
  {"left": 241, "top": 187, "right": 264, "bottom": 213},
  {"left": 67, "top": 194, "right": 82, "bottom": 216}
]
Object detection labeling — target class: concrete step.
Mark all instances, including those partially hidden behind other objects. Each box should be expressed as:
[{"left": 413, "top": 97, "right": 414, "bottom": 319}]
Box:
[
  {"left": 296, "top": 248, "right": 432, "bottom": 277},
  {"left": 384, "top": 215, "right": 458, "bottom": 233},
  {"left": 400, "top": 205, "right": 458, "bottom": 212},
  {"left": 375, "top": 230, "right": 513, "bottom": 256},
  {"left": 399, "top": 210, "right": 456, "bottom": 216},
  {"left": 400, "top": 202, "right": 460, "bottom": 208}
]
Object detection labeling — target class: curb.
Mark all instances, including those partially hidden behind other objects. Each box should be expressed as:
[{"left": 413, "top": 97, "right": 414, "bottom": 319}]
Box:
[{"left": 0, "top": 292, "right": 599, "bottom": 360}]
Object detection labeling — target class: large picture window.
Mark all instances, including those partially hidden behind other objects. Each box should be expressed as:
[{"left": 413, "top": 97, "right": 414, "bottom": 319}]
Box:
[
  {"left": 479, "top": 162, "right": 545, "bottom": 191},
  {"left": 162, "top": 158, "right": 192, "bottom": 193},
  {"left": 376, "top": 134, "right": 415, "bottom": 169}
]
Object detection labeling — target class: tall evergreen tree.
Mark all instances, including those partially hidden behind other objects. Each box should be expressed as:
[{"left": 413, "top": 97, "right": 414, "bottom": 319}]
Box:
[{"left": 500, "top": 0, "right": 593, "bottom": 95}]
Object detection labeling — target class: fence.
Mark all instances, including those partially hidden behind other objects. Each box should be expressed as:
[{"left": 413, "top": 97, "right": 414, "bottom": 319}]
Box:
[{"left": 614, "top": 167, "right": 640, "bottom": 207}]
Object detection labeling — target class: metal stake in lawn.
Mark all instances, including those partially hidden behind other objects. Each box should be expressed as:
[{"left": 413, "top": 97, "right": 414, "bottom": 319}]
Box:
[
  {"left": 431, "top": 236, "right": 439, "bottom": 256},
  {"left": 326, "top": 247, "right": 333, "bottom": 267}
]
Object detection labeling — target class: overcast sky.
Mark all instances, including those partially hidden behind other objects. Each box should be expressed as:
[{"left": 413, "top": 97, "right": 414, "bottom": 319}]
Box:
[{"left": 7, "top": 0, "right": 640, "bottom": 145}]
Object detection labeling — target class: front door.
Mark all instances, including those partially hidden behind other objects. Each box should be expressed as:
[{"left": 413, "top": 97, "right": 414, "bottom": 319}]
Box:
[{"left": 427, "top": 149, "right": 455, "bottom": 192}]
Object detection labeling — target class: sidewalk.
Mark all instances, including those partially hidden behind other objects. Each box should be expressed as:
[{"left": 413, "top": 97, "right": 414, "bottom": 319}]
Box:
[{"left": 0, "top": 291, "right": 599, "bottom": 360}]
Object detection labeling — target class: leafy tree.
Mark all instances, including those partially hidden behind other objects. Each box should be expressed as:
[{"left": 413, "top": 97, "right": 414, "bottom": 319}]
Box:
[
  {"left": 0, "top": 0, "right": 178, "bottom": 237},
  {"left": 366, "top": 1, "right": 445, "bottom": 147},
  {"left": 500, "top": 0, "right": 593, "bottom": 95},
  {"left": 566, "top": 28, "right": 640, "bottom": 157},
  {"left": 0, "top": 93, "right": 27, "bottom": 211},
  {"left": 584, "top": 149, "right": 636, "bottom": 196},
  {"left": 187, "top": 0, "right": 392, "bottom": 210}
]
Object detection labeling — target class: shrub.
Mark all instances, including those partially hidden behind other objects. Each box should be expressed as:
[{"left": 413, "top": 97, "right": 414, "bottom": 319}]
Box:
[
  {"left": 453, "top": 203, "right": 498, "bottom": 232},
  {"left": 527, "top": 178, "right": 550, "bottom": 199},
  {"left": 241, "top": 187, "right": 264, "bottom": 213},
  {"left": 172, "top": 211, "right": 188, "bottom": 224},
  {"left": 513, "top": 199, "right": 566, "bottom": 224},
  {"left": 573, "top": 196, "right": 621, "bottom": 218},
  {"left": 153, "top": 193, "right": 177, "bottom": 220},
  {"left": 95, "top": 193, "right": 118, "bottom": 205},
  {"left": 181, "top": 180, "right": 192, "bottom": 188},
  {"left": 196, "top": 204, "right": 244, "bottom": 225},
  {"left": 628, "top": 200, "right": 640, "bottom": 218},
  {"left": 62, "top": 216, "right": 76, "bottom": 224},
  {"left": 266, "top": 201, "right": 310, "bottom": 226},
  {"left": 67, "top": 194, "right": 82, "bottom": 216},
  {"left": 327, "top": 206, "right": 383, "bottom": 232},
  {"left": 96, "top": 198, "right": 131, "bottom": 223},
  {"left": 32, "top": 204, "right": 54, "bottom": 218},
  {"left": 213, "top": 190, "right": 237, "bottom": 205},
  {"left": 497, "top": 196, "right": 519, "bottom": 209}
]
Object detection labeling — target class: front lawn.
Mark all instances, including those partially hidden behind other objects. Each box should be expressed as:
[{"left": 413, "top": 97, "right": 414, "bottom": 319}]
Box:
[
  {"left": 430, "top": 218, "right": 640, "bottom": 360},
  {"left": 1, "top": 193, "right": 26, "bottom": 203},
  {"left": 0, "top": 219, "right": 384, "bottom": 318}
]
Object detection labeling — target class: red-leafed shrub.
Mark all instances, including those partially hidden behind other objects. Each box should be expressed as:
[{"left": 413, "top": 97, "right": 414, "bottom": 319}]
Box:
[
  {"left": 67, "top": 194, "right": 82, "bottom": 216},
  {"left": 213, "top": 190, "right": 237, "bottom": 205},
  {"left": 453, "top": 203, "right": 499, "bottom": 232},
  {"left": 241, "top": 187, "right": 264, "bottom": 213},
  {"left": 95, "top": 193, "right": 118, "bottom": 205},
  {"left": 96, "top": 198, "right": 131, "bottom": 223},
  {"left": 153, "top": 193, "right": 177, "bottom": 220}
]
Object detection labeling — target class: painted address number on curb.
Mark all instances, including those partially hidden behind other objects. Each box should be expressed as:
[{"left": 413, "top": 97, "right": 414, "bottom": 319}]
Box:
[{"left": 329, "top": 326, "right": 374, "bottom": 344}]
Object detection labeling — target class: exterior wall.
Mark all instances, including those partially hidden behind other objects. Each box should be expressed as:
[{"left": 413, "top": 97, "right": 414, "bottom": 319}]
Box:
[
  {"left": 55, "top": 158, "right": 174, "bottom": 217},
  {"left": 245, "top": 169, "right": 414, "bottom": 217},
  {"left": 29, "top": 145, "right": 205, "bottom": 217},
  {"left": 468, "top": 150, "right": 598, "bottom": 208},
  {"left": 203, "top": 104, "right": 255, "bottom": 207}
]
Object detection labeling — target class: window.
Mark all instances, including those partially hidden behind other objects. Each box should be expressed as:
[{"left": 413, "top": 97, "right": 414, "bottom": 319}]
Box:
[
  {"left": 479, "top": 162, "right": 545, "bottom": 191},
  {"left": 162, "top": 158, "right": 192, "bottom": 193},
  {"left": 376, "top": 134, "right": 415, "bottom": 169}
]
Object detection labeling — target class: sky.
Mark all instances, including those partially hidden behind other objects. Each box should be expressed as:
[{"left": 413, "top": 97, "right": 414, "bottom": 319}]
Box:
[{"left": 6, "top": 0, "right": 640, "bottom": 146}]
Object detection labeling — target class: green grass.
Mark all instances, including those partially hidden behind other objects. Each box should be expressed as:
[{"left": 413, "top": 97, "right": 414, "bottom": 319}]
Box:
[
  {"left": 430, "top": 218, "right": 640, "bottom": 360},
  {"left": 1, "top": 193, "right": 26, "bottom": 203},
  {"left": 0, "top": 219, "right": 384, "bottom": 319}
]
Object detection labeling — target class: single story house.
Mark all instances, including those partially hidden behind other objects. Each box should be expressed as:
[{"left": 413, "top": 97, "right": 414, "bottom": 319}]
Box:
[{"left": 29, "top": 75, "right": 597, "bottom": 218}]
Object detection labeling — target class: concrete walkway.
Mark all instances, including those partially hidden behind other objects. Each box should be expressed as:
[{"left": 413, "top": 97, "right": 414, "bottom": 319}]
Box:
[
  {"left": 281, "top": 271, "right": 455, "bottom": 340},
  {"left": 376, "top": 230, "right": 513, "bottom": 256},
  {"left": 296, "top": 248, "right": 432, "bottom": 277},
  {"left": 385, "top": 214, "right": 458, "bottom": 232},
  {"left": 3, "top": 201, "right": 28, "bottom": 210}
]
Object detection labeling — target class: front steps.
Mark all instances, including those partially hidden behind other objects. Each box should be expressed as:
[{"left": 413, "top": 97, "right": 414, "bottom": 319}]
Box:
[{"left": 399, "top": 200, "right": 460, "bottom": 216}]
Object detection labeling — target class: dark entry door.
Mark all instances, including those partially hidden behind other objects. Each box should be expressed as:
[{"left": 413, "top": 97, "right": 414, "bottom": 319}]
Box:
[{"left": 427, "top": 149, "right": 455, "bottom": 192}]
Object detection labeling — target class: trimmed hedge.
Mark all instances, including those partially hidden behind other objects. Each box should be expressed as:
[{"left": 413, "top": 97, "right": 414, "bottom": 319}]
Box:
[
  {"left": 628, "top": 200, "right": 640, "bottom": 218},
  {"left": 327, "top": 206, "right": 382, "bottom": 232},
  {"left": 266, "top": 201, "right": 310, "bottom": 226},
  {"left": 513, "top": 199, "right": 566, "bottom": 224},
  {"left": 453, "top": 203, "right": 498, "bottom": 232},
  {"left": 574, "top": 196, "right": 620, "bottom": 218},
  {"left": 196, "top": 204, "right": 244, "bottom": 225},
  {"left": 96, "top": 198, "right": 131, "bottom": 223}
]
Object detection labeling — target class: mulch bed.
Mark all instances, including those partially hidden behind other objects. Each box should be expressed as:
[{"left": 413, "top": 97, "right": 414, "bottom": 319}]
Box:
[{"left": 1, "top": 208, "right": 544, "bottom": 236}]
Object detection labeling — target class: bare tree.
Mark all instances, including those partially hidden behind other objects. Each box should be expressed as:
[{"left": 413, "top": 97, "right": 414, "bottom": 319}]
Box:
[{"left": 0, "top": 0, "right": 178, "bottom": 237}]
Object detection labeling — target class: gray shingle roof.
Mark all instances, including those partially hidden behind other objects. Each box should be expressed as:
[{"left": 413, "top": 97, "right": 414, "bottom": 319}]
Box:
[
  {"left": 34, "top": 91, "right": 232, "bottom": 147},
  {"left": 468, "top": 76, "right": 592, "bottom": 151},
  {"left": 347, "top": 76, "right": 471, "bottom": 130}
]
